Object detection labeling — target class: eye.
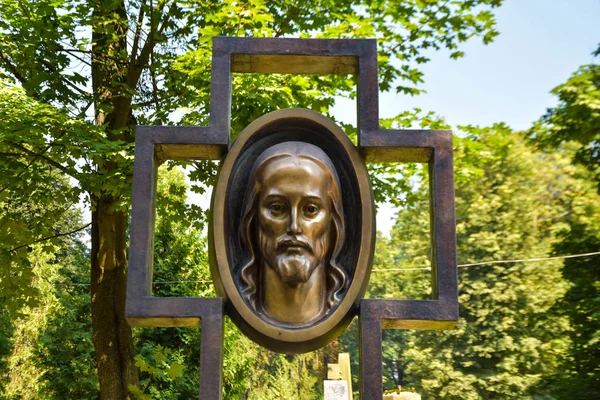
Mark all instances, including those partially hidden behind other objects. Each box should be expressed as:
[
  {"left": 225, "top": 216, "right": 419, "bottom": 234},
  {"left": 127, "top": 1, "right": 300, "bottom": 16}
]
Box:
[
  {"left": 268, "top": 202, "right": 287, "bottom": 216},
  {"left": 303, "top": 204, "right": 320, "bottom": 217}
]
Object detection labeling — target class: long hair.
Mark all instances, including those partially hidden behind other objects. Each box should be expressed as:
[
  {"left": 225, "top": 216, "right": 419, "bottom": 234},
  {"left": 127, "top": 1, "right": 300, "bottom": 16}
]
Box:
[{"left": 238, "top": 142, "right": 347, "bottom": 315}]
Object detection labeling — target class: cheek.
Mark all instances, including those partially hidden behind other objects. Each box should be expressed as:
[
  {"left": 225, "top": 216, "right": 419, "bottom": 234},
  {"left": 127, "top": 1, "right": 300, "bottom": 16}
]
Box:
[{"left": 303, "top": 213, "right": 329, "bottom": 237}]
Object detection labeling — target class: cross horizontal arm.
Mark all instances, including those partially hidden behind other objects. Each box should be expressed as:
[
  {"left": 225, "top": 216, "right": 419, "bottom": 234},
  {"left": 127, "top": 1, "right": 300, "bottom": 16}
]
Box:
[
  {"left": 126, "top": 297, "right": 223, "bottom": 328},
  {"left": 360, "top": 129, "right": 452, "bottom": 162}
]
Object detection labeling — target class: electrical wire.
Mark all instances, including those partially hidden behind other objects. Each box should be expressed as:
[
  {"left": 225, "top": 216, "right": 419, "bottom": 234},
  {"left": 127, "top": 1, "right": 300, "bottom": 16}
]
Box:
[
  {"left": 371, "top": 251, "right": 600, "bottom": 272},
  {"left": 52, "top": 251, "right": 600, "bottom": 285}
]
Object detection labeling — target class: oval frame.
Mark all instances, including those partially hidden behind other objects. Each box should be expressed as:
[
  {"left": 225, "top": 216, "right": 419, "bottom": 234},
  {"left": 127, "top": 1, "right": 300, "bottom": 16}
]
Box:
[{"left": 209, "top": 108, "right": 375, "bottom": 353}]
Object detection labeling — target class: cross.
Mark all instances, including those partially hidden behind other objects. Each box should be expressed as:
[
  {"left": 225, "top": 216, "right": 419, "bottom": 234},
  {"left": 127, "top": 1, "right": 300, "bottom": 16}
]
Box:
[{"left": 126, "top": 36, "right": 458, "bottom": 400}]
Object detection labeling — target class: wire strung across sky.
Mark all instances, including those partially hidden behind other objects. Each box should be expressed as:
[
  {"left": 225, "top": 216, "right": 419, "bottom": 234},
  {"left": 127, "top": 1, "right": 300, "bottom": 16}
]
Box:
[
  {"left": 51, "top": 251, "right": 600, "bottom": 286},
  {"left": 371, "top": 251, "right": 600, "bottom": 272}
]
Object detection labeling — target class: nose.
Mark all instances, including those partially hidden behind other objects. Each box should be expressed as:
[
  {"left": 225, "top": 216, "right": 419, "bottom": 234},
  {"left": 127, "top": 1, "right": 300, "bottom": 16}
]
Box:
[{"left": 287, "top": 207, "right": 302, "bottom": 235}]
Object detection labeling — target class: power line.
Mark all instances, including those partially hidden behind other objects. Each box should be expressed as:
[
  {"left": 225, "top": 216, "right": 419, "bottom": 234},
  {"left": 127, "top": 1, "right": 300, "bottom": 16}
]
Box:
[
  {"left": 51, "top": 251, "right": 600, "bottom": 286},
  {"left": 54, "top": 279, "right": 213, "bottom": 286},
  {"left": 153, "top": 280, "right": 213, "bottom": 284},
  {"left": 371, "top": 251, "right": 600, "bottom": 272},
  {"left": 457, "top": 251, "right": 600, "bottom": 267}
]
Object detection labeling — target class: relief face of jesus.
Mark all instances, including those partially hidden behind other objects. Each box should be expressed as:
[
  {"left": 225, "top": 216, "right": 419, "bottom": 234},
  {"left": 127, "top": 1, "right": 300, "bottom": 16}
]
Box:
[{"left": 239, "top": 142, "right": 347, "bottom": 325}]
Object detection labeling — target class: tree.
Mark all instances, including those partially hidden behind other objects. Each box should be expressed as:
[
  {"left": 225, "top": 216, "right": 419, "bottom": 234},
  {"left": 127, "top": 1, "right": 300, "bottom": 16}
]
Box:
[
  {"left": 551, "top": 222, "right": 600, "bottom": 400},
  {"left": 530, "top": 44, "right": 600, "bottom": 188},
  {"left": 358, "top": 126, "right": 590, "bottom": 399},
  {"left": 0, "top": 0, "right": 504, "bottom": 397},
  {"left": 1, "top": 232, "right": 99, "bottom": 399},
  {"left": 528, "top": 44, "right": 600, "bottom": 399}
]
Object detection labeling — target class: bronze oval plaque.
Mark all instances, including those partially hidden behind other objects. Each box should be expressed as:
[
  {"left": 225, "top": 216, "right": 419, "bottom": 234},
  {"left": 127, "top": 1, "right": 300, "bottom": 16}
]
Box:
[{"left": 210, "top": 108, "right": 375, "bottom": 353}]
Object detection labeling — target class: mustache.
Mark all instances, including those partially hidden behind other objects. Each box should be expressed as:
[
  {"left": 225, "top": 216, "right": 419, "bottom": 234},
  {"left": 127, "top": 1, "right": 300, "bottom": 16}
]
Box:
[{"left": 276, "top": 236, "right": 312, "bottom": 251}]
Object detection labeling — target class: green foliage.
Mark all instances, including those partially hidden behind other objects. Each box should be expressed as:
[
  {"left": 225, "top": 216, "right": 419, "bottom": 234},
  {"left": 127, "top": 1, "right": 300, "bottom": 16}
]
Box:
[
  {"left": 530, "top": 46, "right": 600, "bottom": 188},
  {"left": 339, "top": 126, "right": 595, "bottom": 399},
  {"left": 1, "top": 0, "right": 507, "bottom": 397},
  {"left": 0, "top": 85, "right": 90, "bottom": 313},
  {"left": 245, "top": 351, "right": 321, "bottom": 399},
  {"left": 0, "top": 0, "right": 503, "bottom": 337},
  {"left": 404, "top": 127, "right": 581, "bottom": 398},
  {"left": 0, "top": 240, "right": 98, "bottom": 400},
  {"left": 131, "top": 166, "right": 210, "bottom": 399},
  {"left": 527, "top": 45, "right": 600, "bottom": 398},
  {"left": 551, "top": 224, "right": 600, "bottom": 399},
  {"left": 541, "top": 150, "right": 600, "bottom": 398},
  {"left": 129, "top": 343, "right": 187, "bottom": 400}
]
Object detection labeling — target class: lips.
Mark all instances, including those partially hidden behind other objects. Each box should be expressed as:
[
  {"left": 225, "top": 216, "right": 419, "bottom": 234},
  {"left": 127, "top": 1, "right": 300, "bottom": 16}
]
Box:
[{"left": 276, "top": 237, "right": 312, "bottom": 252}]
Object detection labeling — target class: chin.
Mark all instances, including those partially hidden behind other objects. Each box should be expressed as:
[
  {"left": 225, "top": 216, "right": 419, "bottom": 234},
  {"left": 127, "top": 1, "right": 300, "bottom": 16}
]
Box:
[{"left": 275, "top": 256, "right": 315, "bottom": 284}]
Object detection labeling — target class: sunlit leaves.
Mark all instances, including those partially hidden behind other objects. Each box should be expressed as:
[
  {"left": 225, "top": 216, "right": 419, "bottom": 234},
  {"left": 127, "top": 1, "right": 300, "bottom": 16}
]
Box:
[
  {"left": 0, "top": 0, "right": 506, "bottom": 397},
  {"left": 398, "top": 128, "right": 585, "bottom": 398},
  {"left": 131, "top": 344, "right": 187, "bottom": 399},
  {"left": 0, "top": 83, "right": 134, "bottom": 209},
  {"left": 1, "top": 236, "right": 98, "bottom": 399},
  {"left": 530, "top": 54, "right": 600, "bottom": 189}
]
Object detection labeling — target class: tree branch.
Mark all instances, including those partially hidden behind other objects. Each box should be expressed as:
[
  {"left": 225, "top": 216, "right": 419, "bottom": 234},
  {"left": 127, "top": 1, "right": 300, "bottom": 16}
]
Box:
[
  {"left": 275, "top": 1, "right": 300, "bottom": 38},
  {"left": 150, "top": 52, "right": 159, "bottom": 109},
  {"left": 4, "top": 141, "right": 81, "bottom": 181},
  {"left": 8, "top": 222, "right": 91, "bottom": 253},
  {"left": 0, "top": 52, "right": 28, "bottom": 87},
  {"left": 60, "top": 48, "right": 92, "bottom": 66},
  {"left": 57, "top": 46, "right": 91, "bottom": 54},
  {"left": 132, "top": 100, "right": 155, "bottom": 108},
  {"left": 129, "top": 0, "right": 147, "bottom": 67},
  {"left": 0, "top": 134, "right": 67, "bottom": 195},
  {"left": 129, "top": 0, "right": 172, "bottom": 88}
]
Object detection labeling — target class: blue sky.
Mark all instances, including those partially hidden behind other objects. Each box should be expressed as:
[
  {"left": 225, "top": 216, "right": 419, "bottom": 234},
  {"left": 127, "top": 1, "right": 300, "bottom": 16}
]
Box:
[
  {"left": 333, "top": 0, "right": 600, "bottom": 132},
  {"left": 331, "top": 0, "right": 600, "bottom": 235}
]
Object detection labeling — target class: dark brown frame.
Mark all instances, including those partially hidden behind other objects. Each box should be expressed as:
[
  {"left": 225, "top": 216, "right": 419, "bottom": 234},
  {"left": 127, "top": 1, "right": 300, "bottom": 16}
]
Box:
[{"left": 126, "top": 36, "right": 457, "bottom": 400}]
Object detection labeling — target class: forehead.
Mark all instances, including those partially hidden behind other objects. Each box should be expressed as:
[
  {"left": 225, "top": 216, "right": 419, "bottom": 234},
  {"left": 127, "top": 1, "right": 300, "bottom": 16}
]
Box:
[{"left": 257, "top": 156, "right": 330, "bottom": 196}]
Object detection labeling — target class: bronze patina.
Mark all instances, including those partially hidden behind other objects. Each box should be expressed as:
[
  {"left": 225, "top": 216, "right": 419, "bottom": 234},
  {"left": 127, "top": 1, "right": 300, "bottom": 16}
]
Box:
[
  {"left": 210, "top": 108, "right": 375, "bottom": 353},
  {"left": 240, "top": 142, "right": 346, "bottom": 324}
]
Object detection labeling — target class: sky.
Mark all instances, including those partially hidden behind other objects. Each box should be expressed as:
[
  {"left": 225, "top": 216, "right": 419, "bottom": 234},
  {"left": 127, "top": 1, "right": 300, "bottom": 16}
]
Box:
[{"left": 330, "top": 0, "right": 600, "bottom": 235}]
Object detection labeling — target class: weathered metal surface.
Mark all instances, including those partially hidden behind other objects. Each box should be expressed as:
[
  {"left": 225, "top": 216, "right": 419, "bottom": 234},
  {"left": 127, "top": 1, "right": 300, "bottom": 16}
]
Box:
[
  {"left": 359, "top": 300, "right": 383, "bottom": 400},
  {"left": 210, "top": 108, "right": 375, "bottom": 353},
  {"left": 126, "top": 36, "right": 458, "bottom": 400},
  {"left": 232, "top": 54, "right": 358, "bottom": 75},
  {"left": 199, "top": 298, "right": 224, "bottom": 400},
  {"left": 210, "top": 37, "right": 379, "bottom": 145}
]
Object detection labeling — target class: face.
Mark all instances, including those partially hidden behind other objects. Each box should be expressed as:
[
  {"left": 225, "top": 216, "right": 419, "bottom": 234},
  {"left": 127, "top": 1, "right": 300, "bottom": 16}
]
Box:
[{"left": 256, "top": 157, "right": 331, "bottom": 284}]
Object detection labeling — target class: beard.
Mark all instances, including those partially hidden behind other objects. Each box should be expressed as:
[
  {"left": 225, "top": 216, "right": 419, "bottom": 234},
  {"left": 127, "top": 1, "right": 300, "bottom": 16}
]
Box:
[
  {"left": 274, "top": 253, "right": 313, "bottom": 283},
  {"left": 259, "top": 232, "right": 329, "bottom": 284}
]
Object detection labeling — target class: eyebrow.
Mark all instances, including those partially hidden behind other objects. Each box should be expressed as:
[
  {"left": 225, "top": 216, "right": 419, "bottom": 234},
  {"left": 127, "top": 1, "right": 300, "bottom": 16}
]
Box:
[
  {"left": 261, "top": 194, "right": 325, "bottom": 203},
  {"left": 302, "top": 195, "right": 325, "bottom": 203},
  {"left": 262, "top": 194, "right": 285, "bottom": 201}
]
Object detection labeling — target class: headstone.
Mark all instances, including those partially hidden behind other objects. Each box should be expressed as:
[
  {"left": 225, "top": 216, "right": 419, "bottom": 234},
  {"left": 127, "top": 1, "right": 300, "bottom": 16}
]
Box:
[{"left": 324, "top": 380, "right": 349, "bottom": 400}]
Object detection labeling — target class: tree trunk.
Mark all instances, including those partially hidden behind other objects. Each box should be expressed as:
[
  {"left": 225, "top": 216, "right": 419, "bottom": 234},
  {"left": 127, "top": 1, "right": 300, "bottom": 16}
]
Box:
[
  {"left": 91, "top": 202, "right": 139, "bottom": 399},
  {"left": 90, "top": 0, "right": 139, "bottom": 398}
]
